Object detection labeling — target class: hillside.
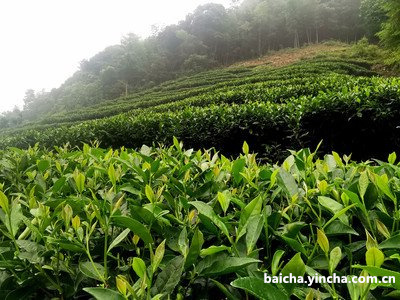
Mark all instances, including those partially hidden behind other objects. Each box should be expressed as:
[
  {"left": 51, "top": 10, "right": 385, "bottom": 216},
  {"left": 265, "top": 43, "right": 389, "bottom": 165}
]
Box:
[{"left": 1, "top": 43, "right": 398, "bottom": 162}]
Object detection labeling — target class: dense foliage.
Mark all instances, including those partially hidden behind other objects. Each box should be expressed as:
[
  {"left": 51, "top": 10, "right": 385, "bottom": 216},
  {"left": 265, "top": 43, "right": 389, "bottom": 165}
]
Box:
[{"left": 1, "top": 141, "right": 400, "bottom": 299}]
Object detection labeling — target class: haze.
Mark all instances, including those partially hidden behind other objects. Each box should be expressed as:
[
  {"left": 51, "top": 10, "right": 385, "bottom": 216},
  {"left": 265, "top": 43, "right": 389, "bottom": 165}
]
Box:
[{"left": 0, "top": 0, "right": 233, "bottom": 113}]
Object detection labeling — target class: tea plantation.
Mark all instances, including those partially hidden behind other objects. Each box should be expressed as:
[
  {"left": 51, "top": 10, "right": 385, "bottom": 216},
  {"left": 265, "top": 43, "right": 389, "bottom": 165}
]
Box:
[
  {"left": 1, "top": 141, "right": 400, "bottom": 299},
  {"left": 1, "top": 53, "right": 400, "bottom": 299},
  {"left": 3, "top": 56, "right": 397, "bottom": 161}
]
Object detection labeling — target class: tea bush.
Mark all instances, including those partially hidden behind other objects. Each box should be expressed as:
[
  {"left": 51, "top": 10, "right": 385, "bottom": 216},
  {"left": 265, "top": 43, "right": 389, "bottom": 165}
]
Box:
[
  {"left": 0, "top": 140, "right": 400, "bottom": 299},
  {"left": 2, "top": 74, "right": 400, "bottom": 161}
]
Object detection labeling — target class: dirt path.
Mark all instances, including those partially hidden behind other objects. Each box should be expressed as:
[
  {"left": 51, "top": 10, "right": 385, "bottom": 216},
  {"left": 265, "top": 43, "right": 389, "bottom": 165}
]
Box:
[{"left": 230, "top": 44, "right": 348, "bottom": 68}]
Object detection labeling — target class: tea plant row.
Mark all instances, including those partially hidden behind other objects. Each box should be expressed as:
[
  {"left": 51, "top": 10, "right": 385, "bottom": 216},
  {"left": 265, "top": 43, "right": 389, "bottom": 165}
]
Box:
[{"left": 0, "top": 141, "right": 399, "bottom": 299}]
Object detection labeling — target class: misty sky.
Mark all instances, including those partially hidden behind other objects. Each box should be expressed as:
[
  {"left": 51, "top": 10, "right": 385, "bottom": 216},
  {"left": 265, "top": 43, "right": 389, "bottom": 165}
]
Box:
[{"left": 0, "top": 0, "right": 234, "bottom": 113}]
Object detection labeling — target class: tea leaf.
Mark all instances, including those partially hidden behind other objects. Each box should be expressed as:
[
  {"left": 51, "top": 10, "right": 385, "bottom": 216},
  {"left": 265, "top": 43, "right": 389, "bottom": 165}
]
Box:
[
  {"left": 231, "top": 277, "right": 288, "bottom": 300},
  {"left": 199, "top": 256, "right": 260, "bottom": 276},
  {"left": 152, "top": 240, "right": 166, "bottom": 272},
  {"left": 366, "top": 248, "right": 384, "bottom": 268},
  {"left": 79, "top": 262, "right": 105, "bottom": 282},
  {"left": 271, "top": 250, "right": 285, "bottom": 276},
  {"left": 388, "top": 152, "right": 397, "bottom": 165},
  {"left": 200, "top": 245, "right": 230, "bottom": 258},
  {"left": 189, "top": 201, "right": 231, "bottom": 242},
  {"left": 281, "top": 253, "right": 305, "bottom": 295},
  {"left": 242, "top": 141, "right": 249, "bottom": 155},
  {"left": 329, "top": 247, "right": 342, "bottom": 274},
  {"left": 237, "top": 195, "right": 263, "bottom": 241},
  {"left": 185, "top": 228, "right": 204, "bottom": 268},
  {"left": 317, "top": 229, "right": 330, "bottom": 255},
  {"left": 108, "top": 228, "right": 130, "bottom": 252},
  {"left": 151, "top": 256, "right": 185, "bottom": 296},
  {"left": 246, "top": 214, "right": 263, "bottom": 254},
  {"left": 112, "top": 216, "right": 153, "bottom": 245},
  {"left": 132, "top": 257, "right": 146, "bottom": 279},
  {"left": 145, "top": 185, "right": 155, "bottom": 203},
  {"left": 376, "top": 219, "right": 391, "bottom": 239},
  {"left": 358, "top": 171, "right": 369, "bottom": 200},
  {"left": 0, "top": 191, "right": 9, "bottom": 215},
  {"left": 379, "top": 234, "right": 400, "bottom": 249},
  {"left": 217, "top": 191, "right": 230, "bottom": 214},
  {"left": 108, "top": 164, "right": 116, "bottom": 186},
  {"left": 83, "top": 288, "right": 125, "bottom": 300}
]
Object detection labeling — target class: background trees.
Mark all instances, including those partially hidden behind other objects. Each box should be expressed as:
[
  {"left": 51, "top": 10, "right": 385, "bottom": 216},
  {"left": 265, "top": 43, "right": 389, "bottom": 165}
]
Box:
[{"left": 378, "top": 0, "right": 400, "bottom": 51}]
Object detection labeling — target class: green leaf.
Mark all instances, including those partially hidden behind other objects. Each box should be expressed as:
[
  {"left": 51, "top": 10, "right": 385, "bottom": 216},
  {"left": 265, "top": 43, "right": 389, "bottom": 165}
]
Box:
[
  {"left": 231, "top": 277, "right": 288, "bottom": 300},
  {"left": 366, "top": 248, "right": 385, "bottom": 268},
  {"left": 236, "top": 195, "right": 263, "bottom": 242},
  {"left": 388, "top": 152, "right": 397, "bottom": 164},
  {"left": 151, "top": 256, "right": 185, "bottom": 296},
  {"left": 246, "top": 214, "right": 263, "bottom": 254},
  {"left": 37, "top": 160, "right": 50, "bottom": 173},
  {"left": 108, "top": 164, "right": 117, "bottom": 186},
  {"left": 318, "top": 196, "right": 343, "bottom": 213},
  {"left": 329, "top": 247, "right": 342, "bottom": 274},
  {"left": 325, "top": 220, "right": 359, "bottom": 236},
  {"left": 242, "top": 141, "right": 249, "bottom": 155},
  {"left": 74, "top": 172, "right": 85, "bottom": 194},
  {"left": 217, "top": 191, "right": 230, "bottom": 214},
  {"left": 232, "top": 159, "right": 246, "bottom": 184},
  {"left": 145, "top": 184, "right": 155, "bottom": 203},
  {"left": 52, "top": 177, "right": 66, "bottom": 193},
  {"left": 376, "top": 219, "right": 391, "bottom": 239},
  {"left": 83, "top": 288, "right": 125, "bottom": 300},
  {"left": 79, "top": 261, "right": 105, "bottom": 282},
  {"left": 211, "top": 279, "right": 241, "bottom": 300},
  {"left": 278, "top": 168, "right": 298, "bottom": 198},
  {"left": 0, "top": 191, "right": 9, "bottom": 214},
  {"left": 342, "top": 190, "right": 365, "bottom": 211},
  {"left": 8, "top": 203, "right": 23, "bottom": 237},
  {"left": 200, "top": 245, "right": 231, "bottom": 258},
  {"left": 375, "top": 174, "right": 396, "bottom": 203},
  {"left": 323, "top": 204, "right": 356, "bottom": 229},
  {"left": 108, "top": 228, "right": 130, "bottom": 252},
  {"left": 189, "top": 201, "right": 231, "bottom": 242},
  {"left": 366, "top": 230, "right": 378, "bottom": 250},
  {"left": 185, "top": 228, "right": 204, "bottom": 268},
  {"left": 281, "top": 253, "right": 305, "bottom": 295},
  {"left": 271, "top": 250, "right": 285, "bottom": 276},
  {"left": 199, "top": 256, "right": 260, "bottom": 276},
  {"left": 132, "top": 257, "right": 146, "bottom": 279},
  {"left": 380, "top": 234, "right": 400, "bottom": 249},
  {"left": 152, "top": 240, "right": 166, "bottom": 272},
  {"left": 280, "top": 235, "right": 307, "bottom": 255},
  {"left": 353, "top": 265, "right": 400, "bottom": 290},
  {"left": 173, "top": 136, "right": 181, "bottom": 150},
  {"left": 358, "top": 171, "right": 369, "bottom": 200},
  {"left": 317, "top": 229, "right": 330, "bottom": 255},
  {"left": 178, "top": 227, "right": 189, "bottom": 257},
  {"left": 112, "top": 216, "right": 153, "bottom": 245}
]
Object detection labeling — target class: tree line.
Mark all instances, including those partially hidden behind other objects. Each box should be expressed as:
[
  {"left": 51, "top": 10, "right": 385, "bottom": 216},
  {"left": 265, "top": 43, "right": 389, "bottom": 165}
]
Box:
[{"left": 0, "top": 0, "right": 393, "bottom": 128}]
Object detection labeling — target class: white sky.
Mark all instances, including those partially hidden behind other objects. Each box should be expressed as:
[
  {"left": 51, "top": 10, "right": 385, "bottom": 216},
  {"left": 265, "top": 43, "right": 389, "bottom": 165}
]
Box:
[{"left": 0, "top": 0, "right": 234, "bottom": 113}]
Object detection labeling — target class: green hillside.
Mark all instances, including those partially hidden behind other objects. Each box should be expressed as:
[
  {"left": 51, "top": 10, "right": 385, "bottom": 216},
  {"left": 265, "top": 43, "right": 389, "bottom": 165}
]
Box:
[{"left": 2, "top": 43, "right": 398, "bottom": 161}]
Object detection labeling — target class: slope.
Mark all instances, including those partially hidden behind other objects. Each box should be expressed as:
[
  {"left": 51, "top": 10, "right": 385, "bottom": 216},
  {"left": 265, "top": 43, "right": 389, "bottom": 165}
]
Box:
[{"left": 1, "top": 43, "right": 399, "bottom": 161}]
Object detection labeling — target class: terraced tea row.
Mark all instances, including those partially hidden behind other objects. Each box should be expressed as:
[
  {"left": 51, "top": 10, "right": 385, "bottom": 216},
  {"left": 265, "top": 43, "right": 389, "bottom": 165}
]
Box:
[
  {"left": 1, "top": 75, "right": 399, "bottom": 162},
  {"left": 22, "top": 58, "right": 374, "bottom": 127}
]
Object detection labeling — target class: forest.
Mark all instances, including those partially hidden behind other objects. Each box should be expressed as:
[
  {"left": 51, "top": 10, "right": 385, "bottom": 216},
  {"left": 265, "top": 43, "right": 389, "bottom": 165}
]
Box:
[{"left": 1, "top": 0, "right": 400, "bottom": 299}]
